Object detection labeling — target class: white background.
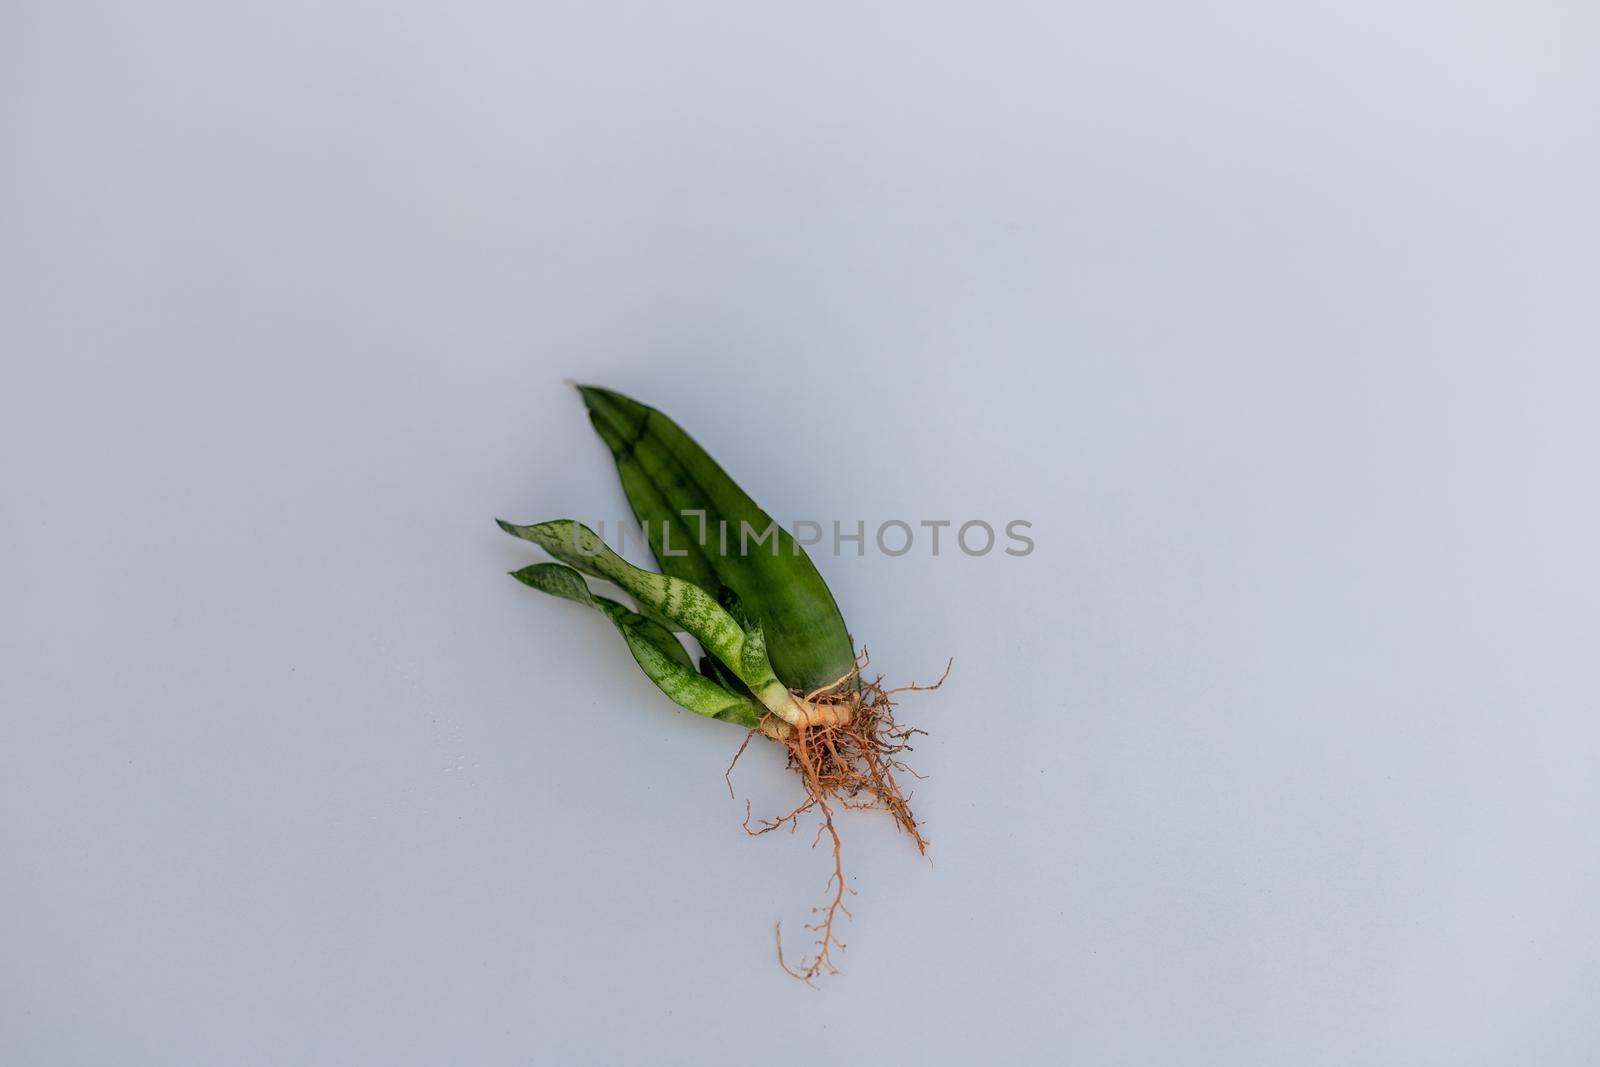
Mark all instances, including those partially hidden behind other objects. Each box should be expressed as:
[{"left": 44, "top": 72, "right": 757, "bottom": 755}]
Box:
[{"left": 4, "top": 3, "right": 1597, "bottom": 1063}]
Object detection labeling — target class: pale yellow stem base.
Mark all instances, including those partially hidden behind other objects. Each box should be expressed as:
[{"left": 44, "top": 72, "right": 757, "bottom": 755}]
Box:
[{"left": 770, "top": 693, "right": 852, "bottom": 728}]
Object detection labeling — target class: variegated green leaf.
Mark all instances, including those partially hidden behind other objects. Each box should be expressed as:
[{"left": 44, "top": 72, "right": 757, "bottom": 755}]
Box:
[
  {"left": 498, "top": 520, "right": 791, "bottom": 711},
  {"left": 509, "top": 562, "right": 760, "bottom": 728}
]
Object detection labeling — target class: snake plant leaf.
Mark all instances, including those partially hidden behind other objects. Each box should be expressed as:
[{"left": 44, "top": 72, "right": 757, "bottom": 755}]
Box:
[
  {"left": 510, "top": 562, "right": 761, "bottom": 728},
  {"left": 498, "top": 519, "right": 791, "bottom": 711},
  {"left": 576, "top": 385, "right": 856, "bottom": 693},
  {"left": 509, "top": 558, "right": 604, "bottom": 612}
]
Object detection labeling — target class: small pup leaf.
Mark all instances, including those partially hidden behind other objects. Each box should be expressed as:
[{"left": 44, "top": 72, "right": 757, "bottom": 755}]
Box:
[
  {"left": 499, "top": 519, "right": 789, "bottom": 710},
  {"left": 510, "top": 562, "right": 761, "bottom": 728}
]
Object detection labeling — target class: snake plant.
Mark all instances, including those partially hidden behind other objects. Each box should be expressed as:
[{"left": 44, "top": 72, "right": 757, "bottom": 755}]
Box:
[
  {"left": 498, "top": 388, "right": 856, "bottom": 731},
  {"left": 498, "top": 385, "right": 932, "bottom": 982}
]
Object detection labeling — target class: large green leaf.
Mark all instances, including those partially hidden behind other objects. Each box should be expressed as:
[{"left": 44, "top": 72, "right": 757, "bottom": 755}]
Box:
[
  {"left": 576, "top": 385, "right": 856, "bottom": 693},
  {"left": 509, "top": 562, "right": 761, "bottom": 728}
]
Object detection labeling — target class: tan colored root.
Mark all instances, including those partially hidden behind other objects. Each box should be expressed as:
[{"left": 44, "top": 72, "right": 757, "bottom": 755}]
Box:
[{"left": 728, "top": 648, "right": 951, "bottom": 984}]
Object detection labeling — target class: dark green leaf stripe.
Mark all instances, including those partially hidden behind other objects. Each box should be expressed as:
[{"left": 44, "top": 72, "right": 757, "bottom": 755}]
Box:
[{"left": 576, "top": 385, "right": 856, "bottom": 693}]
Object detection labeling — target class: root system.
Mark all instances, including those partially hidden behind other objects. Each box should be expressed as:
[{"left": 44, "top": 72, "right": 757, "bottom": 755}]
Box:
[{"left": 724, "top": 649, "right": 950, "bottom": 984}]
